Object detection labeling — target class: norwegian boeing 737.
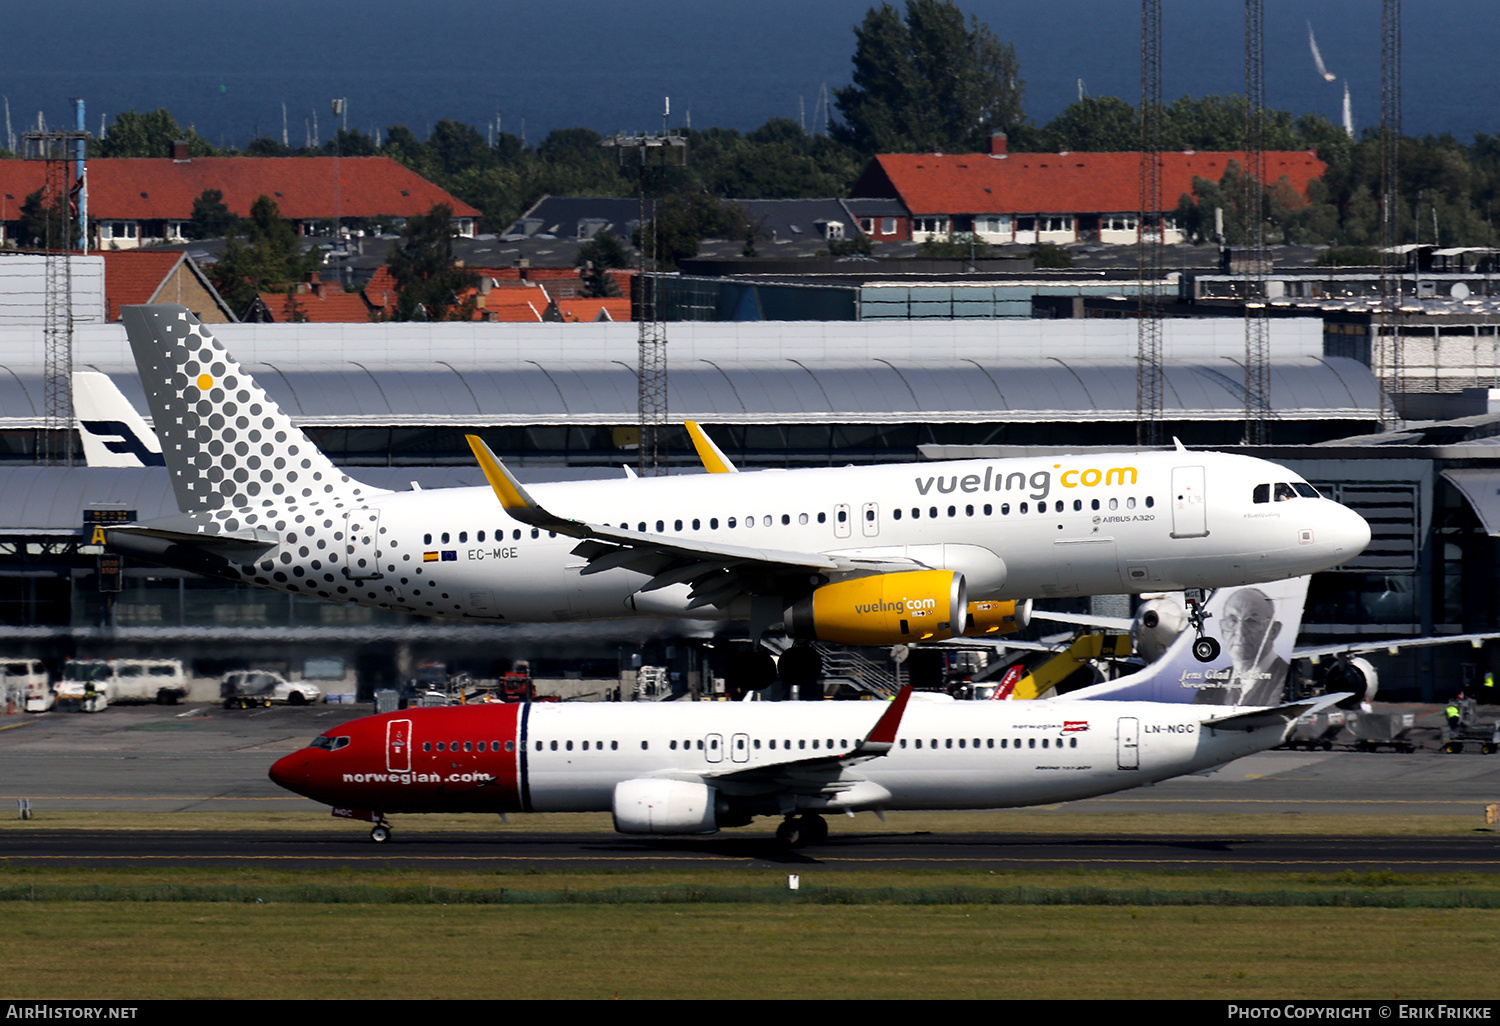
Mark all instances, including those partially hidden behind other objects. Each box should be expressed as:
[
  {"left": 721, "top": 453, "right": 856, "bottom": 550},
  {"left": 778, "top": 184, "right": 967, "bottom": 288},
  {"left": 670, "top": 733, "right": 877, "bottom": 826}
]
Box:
[
  {"left": 269, "top": 576, "right": 1348, "bottom": 844},
  {"left": 109, "top": 305, "right": 1368, "bottom": 666}
]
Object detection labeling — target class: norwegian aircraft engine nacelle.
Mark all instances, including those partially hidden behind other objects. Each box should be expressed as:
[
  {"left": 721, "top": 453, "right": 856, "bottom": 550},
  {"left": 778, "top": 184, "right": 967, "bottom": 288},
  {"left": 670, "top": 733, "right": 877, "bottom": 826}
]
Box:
[
  {"left": 612, "top": 778, "right": 720, "bottom": 835},
  {"left": 1325, "top": 656, "right": 1379, "bottom": 706},
  {"left": 960, "top": 598, "right": 1032, "bottom": 638},
  {"left": 783, "top": 570, "right": 967, "bottom": 645}
]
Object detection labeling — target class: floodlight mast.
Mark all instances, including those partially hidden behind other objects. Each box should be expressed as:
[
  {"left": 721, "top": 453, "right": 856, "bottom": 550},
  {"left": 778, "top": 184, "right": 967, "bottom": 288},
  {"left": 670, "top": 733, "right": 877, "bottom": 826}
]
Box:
[{"left": 603, "top": 118, "right": 688, "bottom": 476}]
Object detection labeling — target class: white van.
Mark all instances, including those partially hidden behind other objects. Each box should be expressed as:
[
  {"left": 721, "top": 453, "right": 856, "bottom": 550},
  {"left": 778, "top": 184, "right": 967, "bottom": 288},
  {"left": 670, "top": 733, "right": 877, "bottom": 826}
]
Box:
[
  {"left": 0, "top": 660, "right": 53, "bottom": 713},
  {"left": 58, "top": 658, "right": 189, "bottom": 706}
]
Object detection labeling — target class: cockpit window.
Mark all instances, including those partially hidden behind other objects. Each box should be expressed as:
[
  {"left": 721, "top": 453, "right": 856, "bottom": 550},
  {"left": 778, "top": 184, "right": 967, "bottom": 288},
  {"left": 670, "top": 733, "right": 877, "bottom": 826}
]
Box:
[
  {"left": 310, "top": 735, "right": 350, "bottom": 751},
  {"left": 1253, "top": 483, "right": 1270, "bottom": 504},
  {"left": 1274, "top": 483, "right": 1297, "bottom": 502},
  {"left": 1293, "top": 483, "right": 1320, "bottom": 498}
]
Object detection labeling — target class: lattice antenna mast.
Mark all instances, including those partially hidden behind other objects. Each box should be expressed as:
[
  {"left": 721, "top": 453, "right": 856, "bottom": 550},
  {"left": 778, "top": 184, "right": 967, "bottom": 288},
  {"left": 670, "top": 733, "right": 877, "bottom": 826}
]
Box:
[
  {"left": 1377, "top": 0, "right": 1403, "bottom": 428},
  {"left": 1136, "top": 0, "right": 1164, "bottom": 446},
  {"left": 603, "top": 106, "right": 687, "bottom": 476},
  {"left": 1242, "top": 0, "right": 1271, "bottom": 444},
  {"left": 22, "top": 106, "right": 91, "bottom": 468}
]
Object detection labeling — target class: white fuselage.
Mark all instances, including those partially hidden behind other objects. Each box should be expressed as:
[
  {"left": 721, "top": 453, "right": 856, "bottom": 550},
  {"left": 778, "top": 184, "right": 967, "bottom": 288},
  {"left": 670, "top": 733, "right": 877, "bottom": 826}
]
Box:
[
  {"left": 322, "top": 450, "right": 1367, "bottom": 622},
  {"left": 270, "top": 695, "right": 1293, "bottom": 818}
]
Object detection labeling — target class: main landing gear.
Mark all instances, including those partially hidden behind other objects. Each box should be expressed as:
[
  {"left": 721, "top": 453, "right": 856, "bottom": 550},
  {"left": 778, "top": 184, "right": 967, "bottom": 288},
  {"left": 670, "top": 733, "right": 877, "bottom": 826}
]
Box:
[
  {"left": 1186, "top": 591, "right": 1221, "bottom": 663},
  {"left": 775, "top": 813, "right": 828, "bottom": 848}
]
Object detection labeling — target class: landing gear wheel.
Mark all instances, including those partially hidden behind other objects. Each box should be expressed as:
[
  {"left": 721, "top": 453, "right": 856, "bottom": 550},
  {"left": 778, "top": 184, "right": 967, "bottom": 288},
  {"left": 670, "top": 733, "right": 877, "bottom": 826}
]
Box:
[
  {"left": 370, "top": 822, "right": 391, "bottom": 843},
  {"left": 777, "top": 646, "right": 823, "bottom": 699},
  {"left": 775, "top": 818, "right": 803, "bottom": 847},
  {"left": 725, "top": 650, "right": 778, "bottom": 699},
  {"left": 801, "top": 814, "right": 828, "bottom": 845},
  {"left": 1191, "top": 637, "right": 1221, "bottom": 663}
]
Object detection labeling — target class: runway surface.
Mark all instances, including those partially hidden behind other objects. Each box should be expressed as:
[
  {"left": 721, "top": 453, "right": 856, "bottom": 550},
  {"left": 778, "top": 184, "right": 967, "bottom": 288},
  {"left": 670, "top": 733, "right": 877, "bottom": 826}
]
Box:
[{"left": 1, "top": 702, "right": 1498, "bottom": 872}]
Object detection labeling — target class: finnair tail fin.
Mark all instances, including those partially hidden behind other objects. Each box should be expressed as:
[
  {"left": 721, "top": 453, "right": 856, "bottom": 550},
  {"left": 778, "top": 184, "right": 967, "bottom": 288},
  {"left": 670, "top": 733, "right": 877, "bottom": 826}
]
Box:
[
  {"left": 1065, "top": 576, "right": 1310, "bottom": 707},
  {"left": 119, "top": 305, "right": 379, "bottom": 512},
  {"left": 72, "top": 371, "right": 164, "bottom": 468}
]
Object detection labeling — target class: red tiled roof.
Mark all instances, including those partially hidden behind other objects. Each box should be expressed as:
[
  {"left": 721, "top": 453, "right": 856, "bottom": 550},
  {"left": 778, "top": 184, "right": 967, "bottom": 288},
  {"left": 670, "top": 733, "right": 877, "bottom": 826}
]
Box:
[
  {"left": 256, "top": 286, "right": 373, "bottom": 323},
  {"left": 99, "top": 250, "right": 183, "bottom": 321},
  {"left": 0, "top": 157, "right": 478, "bottom": 221},
  {"left": 555, "top": 298, "right": 632, "bottom": 322},
  {"left": 860, "top": 150, "right": 1327, "bottom": 215}
]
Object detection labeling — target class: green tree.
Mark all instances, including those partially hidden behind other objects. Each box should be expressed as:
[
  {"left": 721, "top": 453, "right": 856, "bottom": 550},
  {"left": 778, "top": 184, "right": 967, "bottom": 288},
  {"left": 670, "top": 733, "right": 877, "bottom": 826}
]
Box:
[
  {"left": 916, "top": 232, "right": 991, "bottom": 259},
  {"left": 833, "top": 0, "right": 1024, "bottom": 154},
  {"left": 96, "top": 109, "right": 213, "bottom": 158},
  {"left": 387, "top": 204, "right": 474, "bottom": 321},
  {"left": 16, "top": 190, "right": 68, "bottom": 249},
  {"left": 576, "top": 231, "right": 630, "bottom": 298},
  {"left": 208, "top": 196, "right": 318, "bottom": 317},
  {"left": 639, "top": 194, "right": 749, "bottom": 269},
  {"left": 1024, "top": 96, "right": 1139, "bottom": 152},
  {"left": 184, "top": 189, "right": 238, "bottom": 241}
]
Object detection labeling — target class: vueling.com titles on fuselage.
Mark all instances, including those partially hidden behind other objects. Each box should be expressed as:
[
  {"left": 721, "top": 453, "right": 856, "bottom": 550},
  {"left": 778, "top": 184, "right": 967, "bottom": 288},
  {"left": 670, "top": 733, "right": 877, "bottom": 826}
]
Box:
[{"left": 914, "top": 464, "right": 1137, "bottom": 502}]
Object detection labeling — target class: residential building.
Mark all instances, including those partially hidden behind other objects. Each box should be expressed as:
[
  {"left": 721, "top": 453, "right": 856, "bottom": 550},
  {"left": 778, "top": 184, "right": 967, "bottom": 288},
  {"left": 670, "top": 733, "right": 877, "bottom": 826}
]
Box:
[
  {"left": 849, "top": 136, "right": 1326, "bottom": 245},
  {"left": 0, "top": 156, "right": 479, "bottom": 249}
]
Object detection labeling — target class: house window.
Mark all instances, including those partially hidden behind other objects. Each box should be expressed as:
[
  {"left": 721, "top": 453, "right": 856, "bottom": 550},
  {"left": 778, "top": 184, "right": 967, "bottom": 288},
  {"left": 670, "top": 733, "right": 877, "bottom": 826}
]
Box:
[
  {"left": 913, "top": 217, "right": 949, "bottom": 237},
  {"left": 858, "top": 217, "right": 874, "bottom": 234},
  {"left": 102, "top": 221, "right": 138, "bottom": 241},
  {"left": 977, "top": 215, "right": 1010, "bottom": 235},
  {"left": 882, "top": 218, "right": 897, "bottom": 235}
]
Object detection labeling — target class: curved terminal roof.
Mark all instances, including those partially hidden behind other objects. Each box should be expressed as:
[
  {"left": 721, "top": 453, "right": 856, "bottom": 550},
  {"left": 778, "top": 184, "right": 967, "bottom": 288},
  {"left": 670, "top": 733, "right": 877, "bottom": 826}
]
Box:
[{"left": 0, "top": 356, "right": 1379, "bottom": 428}]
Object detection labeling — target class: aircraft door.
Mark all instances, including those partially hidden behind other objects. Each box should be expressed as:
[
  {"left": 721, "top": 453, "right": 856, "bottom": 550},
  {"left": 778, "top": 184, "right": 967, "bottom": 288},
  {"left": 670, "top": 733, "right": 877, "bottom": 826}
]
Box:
[
  {"left": 1116, "top": 717, "right": 1139, "bottom": 770},
  {"left": 344, "top": 509, "right": 384, "bottom": 579},
  {"left": 861, "top": 502, "right": 880, "bottom": 537},
  {"left": 704, "top": 733, "right": 724, "bottom": 764},
  {"left": 834, "top": 504, "right": 852, "bottom": 539},
  {"left": 730, "top": 732, "right": 750, "bottom": 764},
  {"left": 387, "top": 718, "right": 412, "bottom": 773},
  {"left": 1170, "top": 466, "right": 1208, "bottom": 538}
]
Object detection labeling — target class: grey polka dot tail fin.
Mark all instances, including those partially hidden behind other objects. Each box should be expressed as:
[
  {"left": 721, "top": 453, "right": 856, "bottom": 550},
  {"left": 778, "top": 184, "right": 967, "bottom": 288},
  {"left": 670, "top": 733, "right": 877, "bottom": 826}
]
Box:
[{"left": 120, "top": 305, "right": 381, "bottom": 512}]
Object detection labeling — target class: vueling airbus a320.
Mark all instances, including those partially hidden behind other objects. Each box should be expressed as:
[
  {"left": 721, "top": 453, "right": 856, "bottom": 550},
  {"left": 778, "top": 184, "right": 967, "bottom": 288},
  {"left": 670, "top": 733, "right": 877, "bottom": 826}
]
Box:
[{"left": 108, "top": 305, "right": 1369, "bottom": 665}]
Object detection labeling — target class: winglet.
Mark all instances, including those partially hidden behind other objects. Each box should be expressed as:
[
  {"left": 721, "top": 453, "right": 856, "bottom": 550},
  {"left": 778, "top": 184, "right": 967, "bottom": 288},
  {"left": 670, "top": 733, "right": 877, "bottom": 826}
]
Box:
[
  {"left": 845, "top": 685, "right": 913, "bottom": 760},
  {"left": 686, "top": 421, "right": 738, "bottom": 474},
  {"left": 466, "top": 434, "right": 582, "bottom": 535}
]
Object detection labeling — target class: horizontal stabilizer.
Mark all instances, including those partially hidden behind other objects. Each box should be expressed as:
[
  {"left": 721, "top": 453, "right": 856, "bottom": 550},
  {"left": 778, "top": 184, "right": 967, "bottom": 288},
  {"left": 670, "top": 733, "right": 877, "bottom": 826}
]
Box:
[{"left": 1203, "top": 693, "right": 1350, "bottom": 733}]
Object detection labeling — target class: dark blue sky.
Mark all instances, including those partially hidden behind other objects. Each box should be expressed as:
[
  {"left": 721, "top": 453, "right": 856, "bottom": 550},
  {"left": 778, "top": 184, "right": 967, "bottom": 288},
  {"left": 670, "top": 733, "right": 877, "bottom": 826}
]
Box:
[{"left": 6, "top": 1, "right": 1485, "bottom": 148}]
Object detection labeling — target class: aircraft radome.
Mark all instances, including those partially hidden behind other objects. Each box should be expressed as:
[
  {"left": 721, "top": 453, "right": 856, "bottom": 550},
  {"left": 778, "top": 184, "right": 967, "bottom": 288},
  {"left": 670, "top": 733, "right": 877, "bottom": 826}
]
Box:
[
  {"left": 109, "top": 305, "right": 1369, "bottom": 686},
  {"left": 268, "top": 576, "right": 1348, "bottom": 845}
]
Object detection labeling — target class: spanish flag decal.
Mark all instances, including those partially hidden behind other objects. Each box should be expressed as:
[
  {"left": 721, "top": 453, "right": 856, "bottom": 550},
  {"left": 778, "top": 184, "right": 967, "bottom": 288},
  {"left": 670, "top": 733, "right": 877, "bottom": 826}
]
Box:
[{"left": 423, "top": 551, "right": 439, "bottom": 562}]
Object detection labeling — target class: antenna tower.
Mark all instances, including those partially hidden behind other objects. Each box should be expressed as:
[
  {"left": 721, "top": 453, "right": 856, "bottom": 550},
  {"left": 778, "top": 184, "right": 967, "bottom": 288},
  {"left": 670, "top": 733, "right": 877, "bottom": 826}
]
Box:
[
  {"left": 1377, "top": 0, "right": 1403, "bottom": 428},
  {"left": 1136, "top": 0, "right": 1164, "bottom": 446},
  {"left": 603, "top": 109, "right": 687, "bottom": 475},
  {"left": 1243, "top": 0, "right": 1271, "bottom": 443},
  {"left": 22, "top": 106, "right": 90, "bottom": 467}
]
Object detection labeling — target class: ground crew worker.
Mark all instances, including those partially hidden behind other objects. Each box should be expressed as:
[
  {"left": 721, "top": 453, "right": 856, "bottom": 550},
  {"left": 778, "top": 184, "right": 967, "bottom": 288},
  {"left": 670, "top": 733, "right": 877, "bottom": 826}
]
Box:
[{"left": 1447, "top": 701, "right": 1462, "bottom": 730}]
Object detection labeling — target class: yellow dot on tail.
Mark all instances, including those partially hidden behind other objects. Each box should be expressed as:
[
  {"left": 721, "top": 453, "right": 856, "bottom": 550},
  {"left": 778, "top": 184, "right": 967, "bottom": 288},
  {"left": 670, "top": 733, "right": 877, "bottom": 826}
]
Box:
[{"left": 196, "top": 374, "right": 213, "bottom": 391}]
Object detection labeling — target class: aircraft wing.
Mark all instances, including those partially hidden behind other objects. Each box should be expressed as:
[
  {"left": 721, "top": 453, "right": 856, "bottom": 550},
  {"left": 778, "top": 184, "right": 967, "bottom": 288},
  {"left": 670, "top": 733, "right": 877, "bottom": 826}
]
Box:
[
  {"left": 467, "top": 436, "right": 923, "bottom": 608},
  {"left": 700, "top": 687, "right": 913, "bottom": 797},
  {"left": 1028, "top": 610, "right": 1135, "bottom": 632},
  {"left": 1293, "top": 632, "right": 1500, "bottom": 662}
]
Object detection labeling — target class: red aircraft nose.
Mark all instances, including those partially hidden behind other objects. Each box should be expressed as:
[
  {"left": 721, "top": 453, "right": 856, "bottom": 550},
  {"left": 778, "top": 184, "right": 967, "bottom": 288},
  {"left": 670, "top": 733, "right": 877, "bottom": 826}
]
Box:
[{"left": 269, "top": 751, "right": 313, "bottom": 796}]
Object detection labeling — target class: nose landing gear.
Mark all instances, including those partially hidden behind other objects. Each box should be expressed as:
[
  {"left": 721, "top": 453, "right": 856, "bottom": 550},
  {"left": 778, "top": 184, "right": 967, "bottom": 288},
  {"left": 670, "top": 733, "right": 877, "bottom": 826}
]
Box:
[
  {"left": 370, "top": 818, "right": 392, "bottom": 843},
  {"left": 1186, "top": 592, "right": 1221, "bottom": 663}
]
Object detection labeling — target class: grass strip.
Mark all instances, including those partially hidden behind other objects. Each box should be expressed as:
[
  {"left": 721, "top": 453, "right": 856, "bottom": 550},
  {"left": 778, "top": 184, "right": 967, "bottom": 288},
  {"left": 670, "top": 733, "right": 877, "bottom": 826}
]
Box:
[{"left": 4, "top": 880, "right": 1500, "bottom": 908}]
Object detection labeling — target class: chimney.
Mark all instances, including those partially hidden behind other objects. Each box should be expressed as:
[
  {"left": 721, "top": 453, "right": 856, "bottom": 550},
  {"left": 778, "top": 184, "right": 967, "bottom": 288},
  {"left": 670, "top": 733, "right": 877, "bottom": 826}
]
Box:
[
  {"left": 170, "top": 140, "right": 190, "bottom": 161},
  {"left": 304, "top": 271, "right": 325, "bottom": 299},
  {"left": 990, "top": 133, "right": 1008, "bottom": 157}
]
